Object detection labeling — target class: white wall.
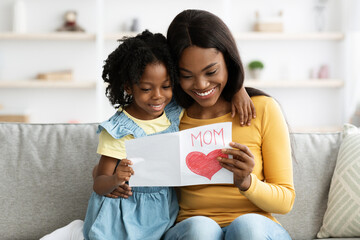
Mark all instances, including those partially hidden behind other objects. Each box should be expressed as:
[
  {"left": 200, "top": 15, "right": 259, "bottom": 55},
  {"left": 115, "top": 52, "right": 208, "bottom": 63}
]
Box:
[{"left": 0, "top": 0, "right": 354, "bottom": 130}]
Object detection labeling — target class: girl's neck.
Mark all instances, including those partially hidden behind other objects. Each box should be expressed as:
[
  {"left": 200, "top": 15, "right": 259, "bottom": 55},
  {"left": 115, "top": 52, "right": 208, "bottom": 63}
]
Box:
[{"left": 186, "top": 97, "right": 231, "bottom": 119}]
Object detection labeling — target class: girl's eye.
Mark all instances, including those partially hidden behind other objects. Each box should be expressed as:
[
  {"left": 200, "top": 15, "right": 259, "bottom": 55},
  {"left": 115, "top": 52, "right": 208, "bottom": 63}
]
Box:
[
  {"left": 163, "top": 85, "right": 171, "bottom": 89},
  {"left": 140, "top": 88, "right": 151, "bottom": 92},
  {"left": 206, "top": 69, "right": 217, "bottom": 76}
]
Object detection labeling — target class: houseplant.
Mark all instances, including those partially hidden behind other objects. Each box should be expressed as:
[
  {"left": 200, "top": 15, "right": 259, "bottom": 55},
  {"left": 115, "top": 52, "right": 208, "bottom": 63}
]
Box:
[{"left": 248, "top": 60, "right": 264, "bottom": 79}]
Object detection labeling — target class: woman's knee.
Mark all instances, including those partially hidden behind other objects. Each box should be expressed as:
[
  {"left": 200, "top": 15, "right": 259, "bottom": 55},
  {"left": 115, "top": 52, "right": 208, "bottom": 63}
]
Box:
[
  {"left": 225, "top": 214, "right": 291, "bottom": 240},
  {"left": 164, "top": 216, "right": 223, "bottom": 240}
]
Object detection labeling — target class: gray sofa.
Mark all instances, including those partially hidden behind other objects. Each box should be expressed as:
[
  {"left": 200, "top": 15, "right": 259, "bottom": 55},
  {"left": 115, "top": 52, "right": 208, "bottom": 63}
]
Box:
[{"left": 0, "top": 123, "right": 358, "bottom": 240}]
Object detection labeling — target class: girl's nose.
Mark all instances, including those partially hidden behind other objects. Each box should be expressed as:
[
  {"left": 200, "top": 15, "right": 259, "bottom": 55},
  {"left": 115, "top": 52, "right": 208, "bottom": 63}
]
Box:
[{"left": 152, "top": 88, "right": 162, "bottom": 99}]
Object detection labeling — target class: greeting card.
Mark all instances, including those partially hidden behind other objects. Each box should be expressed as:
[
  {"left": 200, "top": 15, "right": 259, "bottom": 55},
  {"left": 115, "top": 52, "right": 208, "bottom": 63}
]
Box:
[{"left": 125, "top": 122, "right": 233, "bottom": 186}]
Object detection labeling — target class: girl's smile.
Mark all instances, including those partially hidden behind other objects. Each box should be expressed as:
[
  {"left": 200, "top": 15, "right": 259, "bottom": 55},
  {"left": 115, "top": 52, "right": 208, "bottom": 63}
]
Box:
[{"left": 125, "top": 63, "right": 172, "bottom": 120}]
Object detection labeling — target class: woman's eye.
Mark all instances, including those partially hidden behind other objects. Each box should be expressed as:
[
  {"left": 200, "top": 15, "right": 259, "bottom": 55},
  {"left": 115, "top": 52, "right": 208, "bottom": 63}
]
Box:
[
  {"left": 180, "top": 73, "right": 192, "bottom": 79},
  {"left": 206, "top": 69, "right": 217, "bottom": 76}
]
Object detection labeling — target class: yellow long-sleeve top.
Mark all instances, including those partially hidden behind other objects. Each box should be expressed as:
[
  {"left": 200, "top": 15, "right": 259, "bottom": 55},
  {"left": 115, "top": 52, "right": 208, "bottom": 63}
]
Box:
[{"left": 177, "top": 96, "right": 295, "bottom": 227}]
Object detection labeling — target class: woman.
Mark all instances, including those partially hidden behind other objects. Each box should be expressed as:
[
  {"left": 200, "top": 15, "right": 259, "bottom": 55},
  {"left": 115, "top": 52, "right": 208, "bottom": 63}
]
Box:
[{"left": 163, "top": 9, "right": 295, "bottom": 239}]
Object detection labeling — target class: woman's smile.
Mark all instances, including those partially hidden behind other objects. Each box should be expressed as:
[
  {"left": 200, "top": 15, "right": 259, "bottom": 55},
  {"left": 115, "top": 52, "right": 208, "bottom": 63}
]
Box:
[
  {"left": 193, "top": 87, "right": 216, "bottom": 98},
  {"left": 178, "top": 46, "right": 229, "bottom": 115}
]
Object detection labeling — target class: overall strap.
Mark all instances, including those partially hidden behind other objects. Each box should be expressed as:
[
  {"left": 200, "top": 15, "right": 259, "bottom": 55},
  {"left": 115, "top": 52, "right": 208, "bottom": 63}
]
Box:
[{"left": 97, "top": 111, "right": 147, "bottom": 139}]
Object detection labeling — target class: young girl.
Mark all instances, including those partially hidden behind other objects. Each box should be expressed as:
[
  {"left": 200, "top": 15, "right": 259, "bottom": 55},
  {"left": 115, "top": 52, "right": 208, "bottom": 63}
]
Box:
[
  {"left": 163, "top": 10, "right": 295, "bottom": 239},
  {"left": 82, "top": 30, "right": 184, "bottom": 240}
]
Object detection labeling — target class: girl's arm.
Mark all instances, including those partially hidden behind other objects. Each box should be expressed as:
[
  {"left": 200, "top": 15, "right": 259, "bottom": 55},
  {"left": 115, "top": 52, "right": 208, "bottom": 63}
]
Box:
[
  {"left": 231, "top": 86, "right": 256, "bottom": 126},
  {"left": 93, "top": 155, "right": 134, "bottom": 196},
  {"left": 92, "top": 163, "right": 133, "bottom": 198}
]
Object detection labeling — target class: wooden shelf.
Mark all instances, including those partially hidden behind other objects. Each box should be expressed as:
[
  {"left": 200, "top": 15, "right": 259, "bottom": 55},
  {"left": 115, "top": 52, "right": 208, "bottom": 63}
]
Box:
[
  {"left": 233, "top": 32, "right": 344, "bottom": 41},
  {"left": 0, "top": 80, "right": 97, "bottom": 89},
  {"left": 105, "top": 32, "right": 138, "bottom": 41},
  {"left": 0, "top": 32, "right": 96, "bottom": 40},
  {"left": 244, "top": 79, "right": 344, "bottom": 88},
  {"left": 0, "top": 32, "right": 345, "bottom": 41}
]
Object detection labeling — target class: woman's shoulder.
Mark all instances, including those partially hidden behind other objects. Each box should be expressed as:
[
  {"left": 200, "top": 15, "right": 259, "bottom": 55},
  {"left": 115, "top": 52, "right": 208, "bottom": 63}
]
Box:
[
  {"left": 251, "top": 95, "right": 283, "bottom": 118},
  {"left": 251, "top": 95, "right": 277, "bottom": 108}
]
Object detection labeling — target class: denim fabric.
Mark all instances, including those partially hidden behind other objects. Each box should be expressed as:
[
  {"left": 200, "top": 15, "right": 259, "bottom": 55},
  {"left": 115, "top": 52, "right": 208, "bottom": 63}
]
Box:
[
  {"left": 84, "top": 187, "right": 178, "bottom": 240},
  {"left": 83, "top": 99, "right": 182, "bottom": 240},
  {"left": 163, "top": 214, "right": 292, "bottom": 240},
  {"left": 97, "top": 98, "right": 182, "bottom": 139}
]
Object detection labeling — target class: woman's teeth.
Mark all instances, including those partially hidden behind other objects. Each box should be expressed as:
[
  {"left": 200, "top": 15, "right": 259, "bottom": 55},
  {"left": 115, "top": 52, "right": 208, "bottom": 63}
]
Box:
[{"left": 195, "top": 88, "right": 214, "bottom": 97}]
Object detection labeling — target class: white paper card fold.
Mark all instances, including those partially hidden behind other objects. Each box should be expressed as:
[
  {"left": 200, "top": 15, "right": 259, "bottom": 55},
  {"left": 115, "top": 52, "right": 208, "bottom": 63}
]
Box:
[{"left": 125, "top": 122, "right": 233, "bottom": 186}]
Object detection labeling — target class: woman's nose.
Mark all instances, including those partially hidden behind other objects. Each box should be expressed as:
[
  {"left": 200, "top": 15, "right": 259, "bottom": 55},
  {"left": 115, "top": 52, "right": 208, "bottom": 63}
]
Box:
[{"left": 194, "top": 76, "right": 209, "bottom": 90}]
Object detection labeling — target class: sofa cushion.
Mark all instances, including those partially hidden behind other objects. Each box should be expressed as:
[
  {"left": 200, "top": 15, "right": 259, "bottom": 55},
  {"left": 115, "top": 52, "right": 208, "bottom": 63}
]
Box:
[
  {"left": 0, "top": 123, "right": 99, "bottom": 240},
  {"left": 275, "top": 132, "right": 342, "bottom": 240},
  {"left": 317, "top": 124, "right": 360, "bottom": 238}
]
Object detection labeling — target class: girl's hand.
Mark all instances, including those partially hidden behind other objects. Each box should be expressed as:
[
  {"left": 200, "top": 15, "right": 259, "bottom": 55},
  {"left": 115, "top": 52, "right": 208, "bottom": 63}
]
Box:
[
  {"left": 114, "top": 159, "right": 134, "bottom": 186},
  {"left": 231, "top": 87, "right": 256, "bottom": 126},
  {"left": 217, "top": 142, "right": 255, "bottom": 191},
  {"left": 105, "top": 183, "right": 133, "bottom": 199}
]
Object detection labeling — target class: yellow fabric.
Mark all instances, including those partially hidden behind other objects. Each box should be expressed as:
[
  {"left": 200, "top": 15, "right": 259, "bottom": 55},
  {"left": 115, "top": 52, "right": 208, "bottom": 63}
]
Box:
[
  {"left": 177, "top": 96, "right": 295, "bottom": 227},
  {"left": 97, "top": 109, "right": 184, "bottom": 159}
]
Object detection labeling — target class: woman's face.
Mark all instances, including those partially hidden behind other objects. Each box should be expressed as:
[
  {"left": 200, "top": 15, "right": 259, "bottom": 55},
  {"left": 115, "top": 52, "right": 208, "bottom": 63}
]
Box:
[{"left": 178, "top": 46, "right": 228, "bottom": 109}]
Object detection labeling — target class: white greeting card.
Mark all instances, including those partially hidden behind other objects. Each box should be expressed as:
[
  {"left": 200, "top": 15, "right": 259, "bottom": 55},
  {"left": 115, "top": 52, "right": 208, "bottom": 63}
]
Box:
[{"left": 125, "top": 122, "right": 233, "bottom": 186}]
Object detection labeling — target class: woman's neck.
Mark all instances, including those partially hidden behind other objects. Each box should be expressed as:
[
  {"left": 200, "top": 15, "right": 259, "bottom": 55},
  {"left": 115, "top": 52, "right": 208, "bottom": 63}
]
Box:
[{"left": 186, "top": 97, "right": 231, "bottom": 119}]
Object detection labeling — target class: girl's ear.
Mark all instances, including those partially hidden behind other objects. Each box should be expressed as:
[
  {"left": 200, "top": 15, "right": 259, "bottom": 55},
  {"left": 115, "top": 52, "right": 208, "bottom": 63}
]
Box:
[{"left": 124, "top": 85, "right": 132, "bottom": 95}]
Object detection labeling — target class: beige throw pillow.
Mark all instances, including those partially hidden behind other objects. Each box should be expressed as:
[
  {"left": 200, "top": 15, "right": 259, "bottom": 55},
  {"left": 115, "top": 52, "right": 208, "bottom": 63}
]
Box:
[{"left": 317, "top": 124, "right": 360, "bottom": 238}]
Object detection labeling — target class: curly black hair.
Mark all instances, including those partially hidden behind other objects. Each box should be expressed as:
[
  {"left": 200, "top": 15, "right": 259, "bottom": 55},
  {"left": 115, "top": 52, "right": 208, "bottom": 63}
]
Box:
[{"left": 102, "top": 30, "right": 177, "bottom": 109}]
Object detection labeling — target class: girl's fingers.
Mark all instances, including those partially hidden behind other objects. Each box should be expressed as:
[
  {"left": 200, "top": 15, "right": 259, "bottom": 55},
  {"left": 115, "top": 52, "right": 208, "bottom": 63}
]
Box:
[
  {"left": 119, "top": 159, "right": 133, "bottom": 166},
  {"left": 231, "top": 103, "right": 236, "bottom": 118},
  {"left": 246, "top": 105, "right": 252, "bottom": 125},
  {"left": 250, "top": 102, "right": 256, "bottom": 119},
  {"left": 238, "top": 107, "right": 245, "bottom": 126},
  {"left": 242, "top": 106, "right": 249, "bottom": 126}
]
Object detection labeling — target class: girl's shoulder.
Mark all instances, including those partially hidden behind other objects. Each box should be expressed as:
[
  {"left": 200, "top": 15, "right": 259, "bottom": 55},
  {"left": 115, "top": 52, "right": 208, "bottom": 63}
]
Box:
[
  {"left": 97, "top": 110, "right": 143, "bottom": 139},
  {"left": 165, "top": 98, "right": 184, "bottom": 121}
]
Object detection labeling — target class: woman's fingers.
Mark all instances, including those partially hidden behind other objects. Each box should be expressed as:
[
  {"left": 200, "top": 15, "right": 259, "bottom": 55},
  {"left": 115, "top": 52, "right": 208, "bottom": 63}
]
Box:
[
  {"left": 229, "top": 142, "right": 254, "bottom": 158},
  {"left": 218, "top": 142, "right": 255, "bottom": 171}
]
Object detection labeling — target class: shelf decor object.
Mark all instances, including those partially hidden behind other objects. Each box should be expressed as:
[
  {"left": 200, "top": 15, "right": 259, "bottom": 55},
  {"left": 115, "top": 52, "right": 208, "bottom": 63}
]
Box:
[
  {"left": 37, "top": 70, "right": 73, "bottom": 81},
  {"left": 12, "top": 0, "right": 27, "bottom": 33},
  {"left": 57, "top": 11, "right": 85, "bottom": 32},
  {"left": 0, "top": 108, "right": 30, "bottom": 122},
  {"left": 254, "top": 11, "right": 283, "bottom": 32}
]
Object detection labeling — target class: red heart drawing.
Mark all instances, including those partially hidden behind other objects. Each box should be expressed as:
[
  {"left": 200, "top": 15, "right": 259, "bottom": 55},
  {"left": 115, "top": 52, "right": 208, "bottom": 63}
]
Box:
[{"left": 186, "top": 149, "right": 228, "bottom": 180}]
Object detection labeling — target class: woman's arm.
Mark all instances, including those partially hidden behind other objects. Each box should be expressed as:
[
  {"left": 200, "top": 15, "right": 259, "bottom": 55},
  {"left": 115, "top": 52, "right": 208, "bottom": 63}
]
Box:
[
  {"left": 231, "top": 86, "right": 256, "bottom": 126},
  {"left": 93, "top": 155, "right": 134, "bottom": 196},
  {"left": 219, "top": 98, "right": 295, "bottom": 214}
]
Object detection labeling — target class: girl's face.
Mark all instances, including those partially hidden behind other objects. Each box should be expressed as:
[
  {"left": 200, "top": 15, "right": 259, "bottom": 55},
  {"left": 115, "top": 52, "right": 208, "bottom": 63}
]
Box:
[
  {"left": 126, "top": 63, "right": 172, "bottom": 120},
  {"left": 178, "top": 46, "right": 228, "bottom": 110}
]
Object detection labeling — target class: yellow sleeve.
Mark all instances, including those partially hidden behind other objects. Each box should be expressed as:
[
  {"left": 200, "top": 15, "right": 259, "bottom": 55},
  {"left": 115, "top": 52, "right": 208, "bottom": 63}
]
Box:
[
  {"left": 96, "top": 130, "right": 134, "bottom": 160},
  {"left": 241, "top": 98, "right": 295, "bottom": 214}
]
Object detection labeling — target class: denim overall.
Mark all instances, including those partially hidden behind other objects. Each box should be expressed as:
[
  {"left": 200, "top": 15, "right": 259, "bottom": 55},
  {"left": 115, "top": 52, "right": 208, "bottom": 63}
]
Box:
[{"left": 83, "top": 100, "right": 182, "bottom": 240}]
